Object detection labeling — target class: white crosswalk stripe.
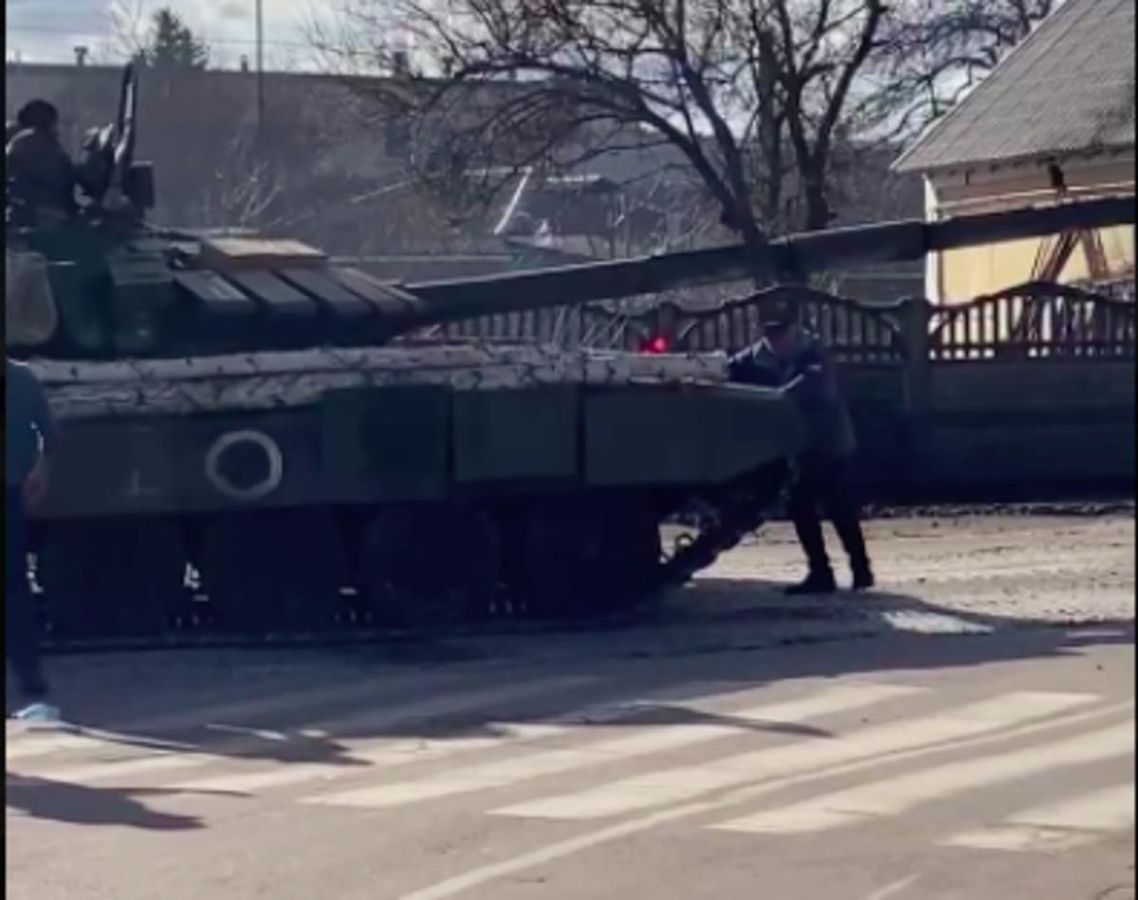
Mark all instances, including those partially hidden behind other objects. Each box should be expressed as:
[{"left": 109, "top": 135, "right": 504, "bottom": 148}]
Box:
[
  {"left": 163, "top": 680, "right": 773, "bottom": 794},
  {"left": 4, "top": 668, "right": 470, "bottom": 762},
  {"left": 10, "top": 675, "right": 599, "bottom": 784},
  {"left": 301, "top": 682, "right": 919, "bottom": 810},
  {"left": 14, "top": 678, "right": 795, "bottom": 788},
  {"left": 6, "top": 674, "right": 1132, "bottom": 859},
  {"left": 491, "top": 691, "right": 1096, "bottom": 820},
  {"left": 709, "top": 718, "right": 1133, "bottom": 834},
  {"left": 942, "top": 783, "right": 1136, "bottom": 852}
]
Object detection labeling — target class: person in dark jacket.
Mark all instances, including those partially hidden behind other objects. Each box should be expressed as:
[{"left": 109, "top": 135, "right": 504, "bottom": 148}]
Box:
[
  {"left": 6, "top": 357, "right": 59, "bottom": 722},
  {"left": 6, "top": 99, "right": 77, "bottom": 222},
  {"left": 728, "top": 295, "right": 874, "bottom": 595}
]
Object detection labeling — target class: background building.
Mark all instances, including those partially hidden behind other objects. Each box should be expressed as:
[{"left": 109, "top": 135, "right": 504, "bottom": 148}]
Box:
[{"left": 893, "top": 0, "right": 1135, "bottom": 304}]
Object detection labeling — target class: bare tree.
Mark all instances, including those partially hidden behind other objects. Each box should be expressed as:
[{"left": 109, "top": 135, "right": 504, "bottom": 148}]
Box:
[
  {"left": 195, "top": 128, "right": 284, "bottom": 228},
  {"left": 99, "top": 8, "right": 280, "bottom": 229},
  {"left": 107, "top": 0, "right": 150, "bottom": 62},
  {"left": 863, "top": 0, "right": 1055, "bottom": 140},
  {"left": 311, "top": 0, "right": 893, "bottom": 244}
]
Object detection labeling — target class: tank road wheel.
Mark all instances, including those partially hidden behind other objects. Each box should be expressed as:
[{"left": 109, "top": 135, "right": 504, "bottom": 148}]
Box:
[
  {"left": 37, "top": 517, "right": 188, "bottom": 639},
  {"left": 199, "top": 509, "right": 345, "bottom": 634},
  {"left": 508, "top": 496, "right": 662, "bottom": 620},
  {"left": 358, "top": 506, "right": 500, "bottom": 627}
]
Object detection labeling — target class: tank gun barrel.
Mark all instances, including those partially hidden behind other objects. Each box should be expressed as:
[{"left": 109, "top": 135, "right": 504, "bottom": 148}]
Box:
[{"left": 392, "top": 195, "right": 1135, "bottom": 333}]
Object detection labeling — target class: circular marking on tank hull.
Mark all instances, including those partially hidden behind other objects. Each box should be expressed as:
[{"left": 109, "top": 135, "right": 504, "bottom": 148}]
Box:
[{"left": 204, "top": 429, "right": 284, "bottom": 501}]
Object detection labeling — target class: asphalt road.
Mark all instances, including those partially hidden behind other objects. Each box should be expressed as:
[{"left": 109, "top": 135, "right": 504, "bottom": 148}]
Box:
[{"left": 6, "top": 513, "right": 1135, "bottom": 900}]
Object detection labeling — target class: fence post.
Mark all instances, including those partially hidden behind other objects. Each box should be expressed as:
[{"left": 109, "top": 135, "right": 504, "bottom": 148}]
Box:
[
  {"left": 899, "top": 296, "right": 934, "bottom": 492},
  {"left": 899, "top": 296, "right": 932, "bottom": 414},
  {"left": 654, "top": 301, "right": 681, "bottom": 349}
]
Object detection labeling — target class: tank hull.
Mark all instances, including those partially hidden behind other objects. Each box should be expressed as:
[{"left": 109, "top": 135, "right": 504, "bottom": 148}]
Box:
[
  {"left": 32, "top": 347, "right": 796, "bottom": 520},
  {"left": 24, "top": 345, "right": 801, "bottom": 640}
]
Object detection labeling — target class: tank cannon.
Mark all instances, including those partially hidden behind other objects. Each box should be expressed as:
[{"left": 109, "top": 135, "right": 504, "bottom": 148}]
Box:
[{"left": 8, "top": 191, "right": 1135, "bottom": 357}]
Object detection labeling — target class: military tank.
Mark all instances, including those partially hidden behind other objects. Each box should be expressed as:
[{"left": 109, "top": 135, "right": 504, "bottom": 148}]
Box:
[{"left": 7, "top": 65, "right": 1135, "bottom": 643}]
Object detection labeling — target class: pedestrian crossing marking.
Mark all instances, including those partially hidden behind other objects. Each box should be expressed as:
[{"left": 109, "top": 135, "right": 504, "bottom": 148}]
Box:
[
  {"left": 302, "top": 682, "right": 919, "bottom": 810},
  {"left": 7, "top": 674, "right": 1128, "bottom": 865},
  {"left": 709, "top": 720, "right": 1133, "bottom": 834},
  {"left": 4, "top": 722, "right": 204, "bottom": 762},
  {"left": 4, "top": 668, "right": 470, "bottom": 762},
  {"left": 164, "top": 680, "right": 759, "bottom": 794},
  {"left": 395, "top": 695, "right": 1127, "bottom": 900},
  {"left": 165, "top": 724, "right": 568, "bottom": 795},
  {"left": 11, "top": 677, "right": 785, "bottom": 787},
  {"left": 942, "top": 782, "right": 1136, "bottom": 852},
  {"left": 492, "top": 691, "right": 1096, "bottom": 820},
  {"left": 10, "top": 675, "right": 597, "bottom": 784}
]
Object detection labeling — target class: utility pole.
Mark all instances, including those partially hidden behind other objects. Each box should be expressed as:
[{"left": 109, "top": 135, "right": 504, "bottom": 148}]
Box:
[{"left": 255, "top": 0, "right": 265, "bottom": 139}]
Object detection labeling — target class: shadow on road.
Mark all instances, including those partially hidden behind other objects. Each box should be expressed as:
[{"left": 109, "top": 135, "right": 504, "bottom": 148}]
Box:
[
  {"left": 5, "top": 577, "right": 1132, "bottom": 831},
  {"left": 4, "top": 773, "right": 244, "bottom": 830}
]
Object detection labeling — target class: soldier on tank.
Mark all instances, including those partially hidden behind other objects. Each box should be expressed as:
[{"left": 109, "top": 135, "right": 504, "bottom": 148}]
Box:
[
  {"left": 6, "top": 99, "right": 77, "bottom": 223},
  {"left": 728, "top": 295, "right": 874, "bottom": 595}
]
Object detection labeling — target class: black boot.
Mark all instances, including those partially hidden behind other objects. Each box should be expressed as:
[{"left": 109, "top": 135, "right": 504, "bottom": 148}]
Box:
[
  {"left": 851, "top": 562, "right": 875, "bottom": 591},
  {"left": 831, "top": 502, "right": 873, "bottom": 592},
  {"left": 785, "top": 568, "right": 837, "bottom": 596}
]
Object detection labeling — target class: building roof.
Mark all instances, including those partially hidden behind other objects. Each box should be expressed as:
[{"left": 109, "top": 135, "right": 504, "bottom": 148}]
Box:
[{"left": 894, "top": 0, "right": 1136, "bottom": 173}]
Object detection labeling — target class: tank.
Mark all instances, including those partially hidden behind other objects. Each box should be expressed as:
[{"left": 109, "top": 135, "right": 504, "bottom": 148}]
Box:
[{"left": 7, "top": 65, "right": 1135, "bottom": 643}]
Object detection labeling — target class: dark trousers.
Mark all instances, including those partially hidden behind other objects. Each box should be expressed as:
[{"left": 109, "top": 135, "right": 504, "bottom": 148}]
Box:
[
  {"left": 6, "top": 486, "right": 48, "bottom": 703},
  {"left": 786, "top": 453, "right": 870, "bottom": 576}
]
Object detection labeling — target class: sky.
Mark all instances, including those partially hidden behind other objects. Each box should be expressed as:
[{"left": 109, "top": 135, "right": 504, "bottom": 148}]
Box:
[{"left": 6, "top": 0, "right": 330, "bottom": 70}]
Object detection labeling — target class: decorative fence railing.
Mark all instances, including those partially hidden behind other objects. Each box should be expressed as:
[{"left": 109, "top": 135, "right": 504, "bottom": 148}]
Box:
[
  {"left": 417, "top": 280, "right": 1135, "bottom": 363},
  {"left": 927, "top": 282, "right": 1136, "bottom": 360},
  {"left": 589, "top": 286, "right": 906, "bottom": 363},
  {"left": 427, "top": 306, "right": 593, "bottom": 348}
]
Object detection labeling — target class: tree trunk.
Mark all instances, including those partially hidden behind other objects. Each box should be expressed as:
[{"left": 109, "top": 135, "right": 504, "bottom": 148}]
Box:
[
  {"left": 801, "top": 171, "right": 832, "bottom": 233},
  {"left": 757, "top": 29, "right": 783, "bottom": 236}
]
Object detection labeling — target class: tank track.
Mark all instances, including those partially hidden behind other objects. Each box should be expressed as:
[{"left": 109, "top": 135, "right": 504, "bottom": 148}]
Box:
[
  {"left": 34, "top": 461, "right": 789, "bottom": 652},
  {"left": 656, "top": 461, "right": 789, "bottom": 590}
]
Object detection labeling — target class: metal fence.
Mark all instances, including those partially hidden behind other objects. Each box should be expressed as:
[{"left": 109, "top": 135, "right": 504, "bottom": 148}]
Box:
[{"left": 927, "top": 282, "right": 1136, "bottom": 360}]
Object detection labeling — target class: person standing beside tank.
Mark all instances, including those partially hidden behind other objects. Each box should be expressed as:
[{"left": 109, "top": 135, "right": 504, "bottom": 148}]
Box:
[
  {"left": 6, "top": 357, "right": 60, "bottom": 722},
  {"left": 728, "top": 295, "right": 874, "bottom": 595}
]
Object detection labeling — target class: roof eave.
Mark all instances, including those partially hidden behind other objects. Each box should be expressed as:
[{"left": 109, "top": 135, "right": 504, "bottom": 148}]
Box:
[
  {"left": 889, "top": 0, "right": 1084, "bottom": 177},
  {"left": 892, "top": 140, "right": 1136, "bottom": 177}
]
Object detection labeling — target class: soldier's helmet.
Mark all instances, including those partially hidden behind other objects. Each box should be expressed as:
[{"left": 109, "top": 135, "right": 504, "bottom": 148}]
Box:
[{"left": 16, "top": 99, "right": 59, "bottom": 131}]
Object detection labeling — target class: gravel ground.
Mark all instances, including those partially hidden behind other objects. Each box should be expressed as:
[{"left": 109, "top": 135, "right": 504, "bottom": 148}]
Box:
[{"left": 364, "top": 512, "right": 1136, "bottom": 667}]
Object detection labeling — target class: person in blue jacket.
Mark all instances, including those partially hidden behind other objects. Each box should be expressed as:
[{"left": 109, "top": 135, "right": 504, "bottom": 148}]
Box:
[
  {"left": 6, "top": 357, "right": 60, "bottom": 722},
  {"left": 728, "top": 296, "right": 874, "bottom": 595}
]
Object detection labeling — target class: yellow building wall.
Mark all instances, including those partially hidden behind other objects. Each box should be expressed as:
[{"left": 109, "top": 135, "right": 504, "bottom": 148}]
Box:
[
  {"left": 926, "top": 153, "right": 1135, "bottom": 303},
  {"left": 939, "top": 223, "right": 1135, "bottom": 300}
]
